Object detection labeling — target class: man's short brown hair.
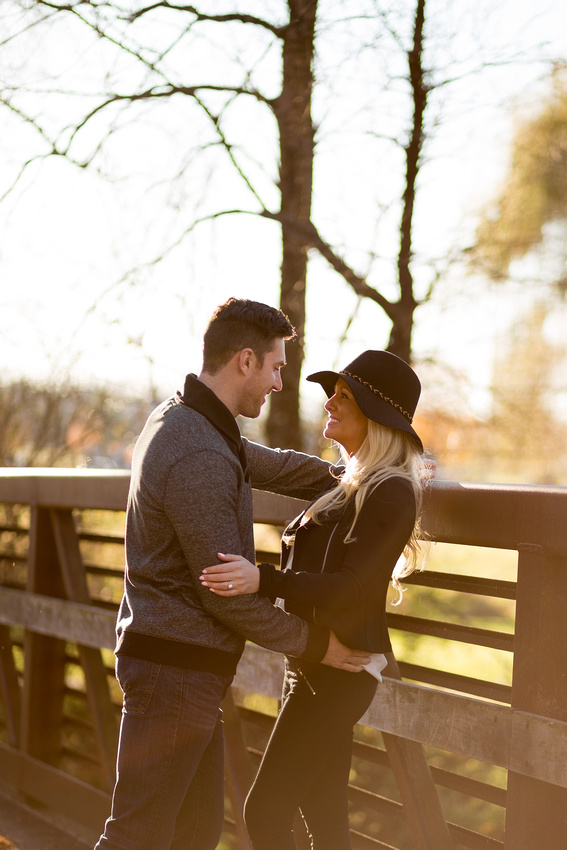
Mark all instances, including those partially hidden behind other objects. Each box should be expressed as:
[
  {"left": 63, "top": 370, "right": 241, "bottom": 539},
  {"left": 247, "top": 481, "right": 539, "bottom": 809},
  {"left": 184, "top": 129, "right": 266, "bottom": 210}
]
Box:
[{"left": 202, "top": 298, "right": 296, "bottom": 374}]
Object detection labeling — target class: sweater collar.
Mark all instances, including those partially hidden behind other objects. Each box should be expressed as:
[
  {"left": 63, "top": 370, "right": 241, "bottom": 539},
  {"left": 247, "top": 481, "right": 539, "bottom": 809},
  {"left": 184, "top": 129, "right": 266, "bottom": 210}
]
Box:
[{"left": 178, "top": 374, "right": 250, "bottom": 482}]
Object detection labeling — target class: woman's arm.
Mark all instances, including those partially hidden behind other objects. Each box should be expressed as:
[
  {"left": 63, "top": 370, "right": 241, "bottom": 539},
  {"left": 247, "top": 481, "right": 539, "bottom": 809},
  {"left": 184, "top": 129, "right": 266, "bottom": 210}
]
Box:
[
  {"left": 201, "top": 478, "right": 416, "bottom": 607},
  {"left": 200, "top": 553, "right": 261, "bottom": 595}
]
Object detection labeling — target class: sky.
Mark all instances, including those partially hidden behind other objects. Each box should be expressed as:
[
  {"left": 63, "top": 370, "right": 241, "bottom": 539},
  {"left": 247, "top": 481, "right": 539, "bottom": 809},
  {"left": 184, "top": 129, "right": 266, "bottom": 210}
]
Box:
[{"left": 1, "top": 0, "right": 566, "bottom": 422}]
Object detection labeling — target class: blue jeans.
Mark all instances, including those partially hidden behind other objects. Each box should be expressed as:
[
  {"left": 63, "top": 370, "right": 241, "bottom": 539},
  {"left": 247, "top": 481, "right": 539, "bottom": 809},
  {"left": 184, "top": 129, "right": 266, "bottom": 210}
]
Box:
[{"left": 94, "top": 656, "right": 233, "bottom": 850}]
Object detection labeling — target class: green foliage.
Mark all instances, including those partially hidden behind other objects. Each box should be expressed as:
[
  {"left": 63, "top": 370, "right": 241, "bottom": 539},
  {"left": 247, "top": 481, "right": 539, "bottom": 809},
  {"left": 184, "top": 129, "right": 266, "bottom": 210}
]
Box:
[
  {"left": 474, "top": 69, "right": 567, "bottom": 281},
  {"left": 392, "top": 541, "right": 515, "bottom": 682}
]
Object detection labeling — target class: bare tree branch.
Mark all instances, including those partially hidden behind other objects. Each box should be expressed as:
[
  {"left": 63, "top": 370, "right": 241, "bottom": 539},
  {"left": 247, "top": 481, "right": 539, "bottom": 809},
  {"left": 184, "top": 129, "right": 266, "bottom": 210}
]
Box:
[{"left": 33, "top": 1, "right": 286, "bottom": 35}]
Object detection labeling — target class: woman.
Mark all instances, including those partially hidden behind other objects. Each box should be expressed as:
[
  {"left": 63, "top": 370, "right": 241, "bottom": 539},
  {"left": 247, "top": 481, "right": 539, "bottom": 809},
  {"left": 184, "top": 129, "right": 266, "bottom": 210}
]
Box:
[{"left": 200, "top": 350, "right": 427, "bottom": 850}]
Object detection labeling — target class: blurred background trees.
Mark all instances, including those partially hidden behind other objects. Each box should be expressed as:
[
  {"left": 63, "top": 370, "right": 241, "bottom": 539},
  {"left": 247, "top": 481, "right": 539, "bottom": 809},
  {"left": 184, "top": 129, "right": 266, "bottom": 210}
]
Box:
[
  {"left": 472, "top": 66, "right": 567, "bottom": 290},
  {"left": 0, "top": 380, "right": 151, "bottom": 468},
  {"left": 1, "top": 0, "right": 440, "bottom": 448},
  {"left": 0, "top": 1, "right": 566, "bottom": 479}
]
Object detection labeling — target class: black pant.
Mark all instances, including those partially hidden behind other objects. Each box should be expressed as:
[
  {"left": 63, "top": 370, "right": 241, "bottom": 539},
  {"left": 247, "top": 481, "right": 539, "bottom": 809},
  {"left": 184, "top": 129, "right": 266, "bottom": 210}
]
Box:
[{"left": 244, "top": 660, "right": 378, "bottom": 850}]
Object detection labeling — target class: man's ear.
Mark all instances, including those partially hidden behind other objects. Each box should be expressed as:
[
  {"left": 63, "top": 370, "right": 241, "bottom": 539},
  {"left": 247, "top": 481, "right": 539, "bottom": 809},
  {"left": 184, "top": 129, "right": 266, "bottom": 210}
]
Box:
[{"left": 237, "top": 348, "right": 255, "bottom": 375}]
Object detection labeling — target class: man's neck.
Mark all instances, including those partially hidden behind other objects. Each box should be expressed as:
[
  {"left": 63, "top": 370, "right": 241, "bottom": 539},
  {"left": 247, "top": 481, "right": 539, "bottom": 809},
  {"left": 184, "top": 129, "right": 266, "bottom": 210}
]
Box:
[{"left": 197, "top": 371, "right": 239, "bottom": 418}]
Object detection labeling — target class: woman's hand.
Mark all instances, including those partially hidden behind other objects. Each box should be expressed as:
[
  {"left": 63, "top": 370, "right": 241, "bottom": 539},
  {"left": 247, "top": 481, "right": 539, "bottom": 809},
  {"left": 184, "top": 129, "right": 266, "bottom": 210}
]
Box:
[{"left": 200, "top": 553, "right": 260, "bottom": 595}]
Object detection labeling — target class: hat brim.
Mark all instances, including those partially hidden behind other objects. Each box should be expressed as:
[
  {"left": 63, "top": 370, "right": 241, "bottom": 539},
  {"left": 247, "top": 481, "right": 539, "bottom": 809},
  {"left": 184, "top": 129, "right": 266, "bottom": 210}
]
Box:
[{"left": 307, "top": 369, "right": 423, "bottom": 452}]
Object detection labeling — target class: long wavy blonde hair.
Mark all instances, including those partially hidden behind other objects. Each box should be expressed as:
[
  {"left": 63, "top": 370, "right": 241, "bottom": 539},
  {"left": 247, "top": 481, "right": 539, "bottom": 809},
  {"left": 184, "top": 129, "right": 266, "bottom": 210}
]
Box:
[{"left": 300, "top": 420, "right": 428, "bottom": 602}]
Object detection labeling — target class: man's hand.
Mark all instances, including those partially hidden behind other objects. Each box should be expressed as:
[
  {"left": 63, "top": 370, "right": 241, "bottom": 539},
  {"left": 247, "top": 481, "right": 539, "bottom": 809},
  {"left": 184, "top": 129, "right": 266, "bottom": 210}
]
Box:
[{"left": 321, "top": 631, "right": 371, "bottom": 672}]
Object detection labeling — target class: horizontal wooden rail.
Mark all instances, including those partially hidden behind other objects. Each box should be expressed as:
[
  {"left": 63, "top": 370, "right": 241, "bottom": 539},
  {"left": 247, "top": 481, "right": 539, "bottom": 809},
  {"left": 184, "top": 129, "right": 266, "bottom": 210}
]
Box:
[
  {"left": 2, "top": 471, "right": 565, "bottom": 548},
  {"left": 0, "top": 587, "right": 116, "bottom": 649},
  {"left": 404, "top": 571, "right": 517, "bottom": 599},
  {"left": 387, "top": 613, "right": 515, "bottom": 651},
  {"left": 0, "top": 469, "right": 131, "bottom": 511},
  {"left": 233, "top": 644, "right": 567, "bottom": 789},
  {"left": 397, "top": 662, "right": 512, "bottom": 702}
]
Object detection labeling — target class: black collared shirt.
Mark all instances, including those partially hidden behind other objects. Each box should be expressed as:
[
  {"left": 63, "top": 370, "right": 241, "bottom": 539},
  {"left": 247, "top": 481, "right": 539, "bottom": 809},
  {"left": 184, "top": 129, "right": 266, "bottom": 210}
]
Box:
[{"left": 179, "top": 373, "right": 250, "bottom": 482}]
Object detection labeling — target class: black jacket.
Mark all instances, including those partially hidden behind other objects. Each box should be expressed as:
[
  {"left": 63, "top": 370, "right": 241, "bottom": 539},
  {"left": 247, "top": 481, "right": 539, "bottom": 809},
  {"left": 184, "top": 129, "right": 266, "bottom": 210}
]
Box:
[{"left": 258, "top": 476, "right": 416, "bottom": 652}]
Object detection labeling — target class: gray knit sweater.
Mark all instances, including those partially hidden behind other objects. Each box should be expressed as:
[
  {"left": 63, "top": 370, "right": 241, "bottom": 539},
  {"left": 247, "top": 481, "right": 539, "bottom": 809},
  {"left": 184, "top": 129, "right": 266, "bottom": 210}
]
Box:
[{"left": 116, "top": 388, "right": 334, "bottom": 675}]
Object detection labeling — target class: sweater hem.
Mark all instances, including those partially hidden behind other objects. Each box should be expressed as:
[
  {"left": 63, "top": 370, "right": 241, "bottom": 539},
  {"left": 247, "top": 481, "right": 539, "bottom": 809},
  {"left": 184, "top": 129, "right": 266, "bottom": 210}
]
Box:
[{"left": 116, "top": 631, "right": 242, "bottom": 677}]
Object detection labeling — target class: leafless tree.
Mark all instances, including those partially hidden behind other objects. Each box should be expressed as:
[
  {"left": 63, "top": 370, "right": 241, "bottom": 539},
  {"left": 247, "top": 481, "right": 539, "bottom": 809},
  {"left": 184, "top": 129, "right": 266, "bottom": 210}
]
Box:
[{"left": 1, "top": 0, "right": 548, "bottom": 447}]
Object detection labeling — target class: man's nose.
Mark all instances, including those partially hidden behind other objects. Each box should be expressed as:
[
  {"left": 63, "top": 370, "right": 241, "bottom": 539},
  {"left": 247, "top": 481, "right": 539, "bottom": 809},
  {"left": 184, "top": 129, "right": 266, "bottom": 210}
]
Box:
[{"left": 273, "top": 372, "right": 283, "bottom": 392}]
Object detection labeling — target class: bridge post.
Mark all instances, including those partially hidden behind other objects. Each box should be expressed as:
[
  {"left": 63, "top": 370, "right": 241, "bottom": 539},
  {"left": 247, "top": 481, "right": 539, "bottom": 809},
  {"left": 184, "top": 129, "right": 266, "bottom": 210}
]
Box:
[
  {"left": 382, "top": 654, "right": 454, "bottom": 850},
  {"left": 21, "top": 506, "right": 68, "bottom": 766},
  {"left": 505, "top": 544, "right": 567, "bottom": 850}
]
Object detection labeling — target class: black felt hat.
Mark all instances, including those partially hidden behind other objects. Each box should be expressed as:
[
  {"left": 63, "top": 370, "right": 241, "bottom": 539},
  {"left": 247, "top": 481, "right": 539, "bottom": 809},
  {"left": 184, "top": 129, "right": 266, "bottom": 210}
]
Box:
[{"left": 307, "top": 350, "right": 423, "bottom": 452}]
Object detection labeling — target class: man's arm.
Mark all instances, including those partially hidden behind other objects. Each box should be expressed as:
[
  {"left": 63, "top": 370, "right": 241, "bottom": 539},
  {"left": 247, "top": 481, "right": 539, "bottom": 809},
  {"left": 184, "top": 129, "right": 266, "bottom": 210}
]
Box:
[
  {"left": 164, "top": 448, "right": 327, "bottom": 661},
  {"left": 243, "top": 437, "right": 340, "bottom": 501}
]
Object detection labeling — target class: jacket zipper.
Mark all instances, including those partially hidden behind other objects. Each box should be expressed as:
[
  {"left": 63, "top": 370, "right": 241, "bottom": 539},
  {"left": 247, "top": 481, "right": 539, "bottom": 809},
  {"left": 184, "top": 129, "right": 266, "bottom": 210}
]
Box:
[
  {"left": 299, "top": 522, "right": 340, "bottom": 697},
  {"left": 320, "top": 523, "right": 340, "bottom": 573},
  {"left": 312, "top": 522, "right": 339, "bottom": 623}
]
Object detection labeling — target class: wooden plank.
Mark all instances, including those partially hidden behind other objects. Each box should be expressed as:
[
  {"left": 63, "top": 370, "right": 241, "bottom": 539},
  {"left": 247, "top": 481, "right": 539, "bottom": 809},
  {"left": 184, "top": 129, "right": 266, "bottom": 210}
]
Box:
[
  {"left": 397, "top": 662, "right": 512, "bottom": 703},
  {"left": 352, "top": 739, "right": 507, "bottom": 807},
  {"left": 427, "top": 764, "right": 506, "bottom": 808},
  {"left": 221, "top": 689, "right": 255, "bottom": 850},
  {"left": 403, "top": 571, "right": 516, "bottom": 599},
  {"left": 0, "top": 587, "right": 116, "bottom": 649},
  {"left": 348, "top": 784, "right": 405, "bottom": 818},
  {"left": 505, "top": 547, "right": 567, "bottom": 848},
  {"left": 350, "top": 829, "right": 400, "bottom": 849},
  {"left": 387, "top": 613, "right": 514, "bottom": 651},
  {"left": 0, "top": 741, "right": 110, "bottom": 833},
  {"left": 233, "top": 642, "right": 285, "bottom": 695},
  {"left": 422, "top": 481, "right": 567, "bottom": 553},
  {"left": 378, "top": 655, "right": 454, "bottom": 850},
  {"left": 50, "top": 509, "right": 119, "bottom": 790},
  {"left": 0, "top": 624, "right": 21, "bottom": 746},
  {"left": 0, "top": 469, "right": 130, "bottom": 511},
  {"left": 252, "top": 488, "right": 307, "bottom": 525},
  {"left": 447, "top": 822, "right": 504, "bottom": 849},
  {"left": 21, "top": 506, "right": 67, "bottom": 764},
  {"left": 365, "top": 685, "right": 567, "bottom": 788},
  {"left": 1, "top": 474, "right": 565, "bottom": 551},
  {"left": 234, "top": 644, "right": 567, "bottom": 789}
]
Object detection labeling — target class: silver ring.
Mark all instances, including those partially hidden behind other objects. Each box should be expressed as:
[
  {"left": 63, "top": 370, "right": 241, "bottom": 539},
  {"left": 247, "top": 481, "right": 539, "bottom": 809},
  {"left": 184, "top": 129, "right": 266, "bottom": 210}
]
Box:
[{"left": 228, "top": 582, "right": 233, "bottom": 590}]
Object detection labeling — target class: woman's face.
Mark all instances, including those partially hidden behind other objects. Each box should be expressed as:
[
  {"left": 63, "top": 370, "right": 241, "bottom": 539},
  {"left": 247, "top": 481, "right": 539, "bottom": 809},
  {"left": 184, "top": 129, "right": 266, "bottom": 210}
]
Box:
[{"left": 323, "top": 378, "right": 368, "bottom": 455}]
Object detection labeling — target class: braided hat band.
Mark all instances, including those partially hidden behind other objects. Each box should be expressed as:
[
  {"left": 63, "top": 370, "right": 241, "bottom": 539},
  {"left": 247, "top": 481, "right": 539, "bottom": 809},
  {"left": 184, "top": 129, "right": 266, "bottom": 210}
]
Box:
[
  {"left": 340, "top": 370, "right": 414, "bottom": 424},
  {"left": 307, "top": 349, "right": 423, "bottom": 452}
]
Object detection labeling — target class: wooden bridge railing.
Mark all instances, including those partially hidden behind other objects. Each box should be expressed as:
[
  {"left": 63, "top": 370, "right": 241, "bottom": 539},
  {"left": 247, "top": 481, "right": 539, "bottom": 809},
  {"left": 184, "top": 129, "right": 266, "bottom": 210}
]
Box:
[{"left": 0, "top": 470, "right": 566, "bottom": 849}]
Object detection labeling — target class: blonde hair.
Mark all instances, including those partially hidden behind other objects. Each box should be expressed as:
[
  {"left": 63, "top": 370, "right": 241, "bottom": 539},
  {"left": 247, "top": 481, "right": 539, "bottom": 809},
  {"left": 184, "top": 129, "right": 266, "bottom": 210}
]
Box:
[{"left": 300, "top": 420, "right": 428, "bottom": 602}]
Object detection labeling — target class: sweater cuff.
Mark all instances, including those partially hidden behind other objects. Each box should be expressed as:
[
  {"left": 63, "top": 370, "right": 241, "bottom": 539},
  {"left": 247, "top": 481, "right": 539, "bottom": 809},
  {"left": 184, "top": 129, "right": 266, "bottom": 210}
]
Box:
[{"left": 302, "top": 623, "right": 330, "bottom": 663}]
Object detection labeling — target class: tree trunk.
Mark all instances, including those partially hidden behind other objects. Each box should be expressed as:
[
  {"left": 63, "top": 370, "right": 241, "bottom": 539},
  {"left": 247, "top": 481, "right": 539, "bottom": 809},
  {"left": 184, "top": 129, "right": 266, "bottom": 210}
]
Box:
[
  {"left": 266, "top": 0, "right": 317, "bottom": 450},
  {"left": 388, "top": 0, "right": 427, "bottom": 365}
]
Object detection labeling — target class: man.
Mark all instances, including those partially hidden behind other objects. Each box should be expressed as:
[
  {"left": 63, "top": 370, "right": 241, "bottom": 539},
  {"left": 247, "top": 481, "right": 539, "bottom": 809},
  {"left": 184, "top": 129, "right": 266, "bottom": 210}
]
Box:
[{"left": 95, "top": 298, "right": 369, "bottom": 850}]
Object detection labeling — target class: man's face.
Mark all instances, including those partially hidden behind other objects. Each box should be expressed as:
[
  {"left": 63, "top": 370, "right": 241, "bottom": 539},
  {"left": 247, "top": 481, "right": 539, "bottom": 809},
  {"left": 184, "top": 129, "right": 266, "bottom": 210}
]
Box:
[{"left": 239, "top": 337, "right": 286, "bottom": 419}]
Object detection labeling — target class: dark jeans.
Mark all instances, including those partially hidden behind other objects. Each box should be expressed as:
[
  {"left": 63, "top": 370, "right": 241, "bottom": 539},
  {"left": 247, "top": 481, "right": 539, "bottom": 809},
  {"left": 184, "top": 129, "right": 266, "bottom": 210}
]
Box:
[
  {"left": 244, "top": 661, "right": 378, "bottom": 850},
  {"left": 94, "top": 656, "right": 232, "bottom": 850}
]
